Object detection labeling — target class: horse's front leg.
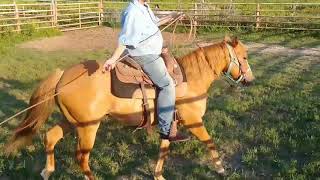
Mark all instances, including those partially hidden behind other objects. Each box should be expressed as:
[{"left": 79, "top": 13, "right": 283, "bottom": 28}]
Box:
[
  {"left": 182, "top": 115, "right": 225, "bottom": 175},
  {"left": 154, "top": 139, "right": 170, "bottom": 180}
]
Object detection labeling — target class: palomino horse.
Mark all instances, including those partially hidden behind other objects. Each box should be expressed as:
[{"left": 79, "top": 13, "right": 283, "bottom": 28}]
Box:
[{"left": 5, "top": 36, "right": 254, "bottom": 179}]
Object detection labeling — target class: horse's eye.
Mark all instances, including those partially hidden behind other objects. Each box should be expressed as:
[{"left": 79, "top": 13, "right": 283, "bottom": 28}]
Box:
[{"left": 243, "top": 57, "right": 247, "bottom": 60}]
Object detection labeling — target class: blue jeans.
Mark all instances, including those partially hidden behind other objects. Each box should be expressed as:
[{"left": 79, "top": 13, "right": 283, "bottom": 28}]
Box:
[{"left": 131, "top": 54, "right": 175, "bottom": 136}]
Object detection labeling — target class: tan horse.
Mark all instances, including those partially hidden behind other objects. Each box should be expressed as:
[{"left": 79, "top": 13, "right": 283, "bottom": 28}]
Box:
[{"left": 5, "top": 37, "right": 254, "bottom": 180}]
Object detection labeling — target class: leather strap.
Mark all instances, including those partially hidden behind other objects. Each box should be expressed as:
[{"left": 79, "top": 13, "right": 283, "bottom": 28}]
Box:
[
  {"left": 125, "top": 57, "right": 152, "bottom": 134},
  {"left": 136, "top": 81, "right": 152, "bottom": 134},
  {"left": 126, "top": 57, "right": 143, "bottom": 70}
]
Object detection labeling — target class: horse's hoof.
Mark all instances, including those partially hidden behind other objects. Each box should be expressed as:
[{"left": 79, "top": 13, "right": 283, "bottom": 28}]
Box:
[
  {"left": 85, "top": 173, "right": 95, "bottom": 180},
  {"left": 214, "top": 160, "right": 226, "bottom": 176},
  {"left": 40, "top": 169, "right": 53, "bottom": 180},
  {"left": 217, "top": 167, "right": 226, "bottom": 176},
  {"left": 154, "top": 175, "right": 166, "bottom": 180}
]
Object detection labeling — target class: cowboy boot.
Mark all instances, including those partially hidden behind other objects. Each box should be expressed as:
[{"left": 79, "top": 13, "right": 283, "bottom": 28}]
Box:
[
  {"left": 160, "top": 119, "right": 190, "bottom": 142},
  {"left": 168, "top": 119, "right": 190, "bottom": 142}
]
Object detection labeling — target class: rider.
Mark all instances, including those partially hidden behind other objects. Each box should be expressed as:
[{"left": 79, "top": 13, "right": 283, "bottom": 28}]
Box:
[{"left": 103, "top": 0, "right": 189, "bottom": 142}]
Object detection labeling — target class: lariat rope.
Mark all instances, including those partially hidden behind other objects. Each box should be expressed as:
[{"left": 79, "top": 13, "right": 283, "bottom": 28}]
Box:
[
  {"left": 0, "top": 13, "right": 195, "bottom": 127},
  {"left": 0, "top": 92, "right": 61, "bottom": 126}
]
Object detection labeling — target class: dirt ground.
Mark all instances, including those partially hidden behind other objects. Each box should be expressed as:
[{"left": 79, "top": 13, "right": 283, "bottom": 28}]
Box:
[
  {"left": 196, "top": 42, "right": 320, "bottom": 58},
  {"left": 19, "top": 27, "right": 193, "bottom": 52},
  {"left": 19, "top": 27, "right": 320, "bottom": 58}
]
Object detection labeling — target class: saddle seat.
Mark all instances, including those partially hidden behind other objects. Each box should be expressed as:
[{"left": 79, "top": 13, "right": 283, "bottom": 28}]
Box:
[{"left": 111, "top": 49, "right": 188, "bottom": 99}]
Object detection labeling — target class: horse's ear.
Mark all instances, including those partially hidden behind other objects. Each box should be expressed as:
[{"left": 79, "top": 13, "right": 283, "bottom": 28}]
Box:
[
  {"left": 231, "top": 37, "right": 239, "bottom": 47},
  {"left": 223, "top": 35, "right": 231, "bottom": 43}
]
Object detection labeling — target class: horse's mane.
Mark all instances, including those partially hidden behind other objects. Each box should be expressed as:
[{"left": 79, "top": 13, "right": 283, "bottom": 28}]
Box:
[{"left": 177, "top": 41, "right": 228, "bottom": 81}]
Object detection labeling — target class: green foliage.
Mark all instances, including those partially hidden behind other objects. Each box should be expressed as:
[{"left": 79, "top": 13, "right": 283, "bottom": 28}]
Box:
[{"left": 242, "top": 147, "right": 258, "bottom": 167}]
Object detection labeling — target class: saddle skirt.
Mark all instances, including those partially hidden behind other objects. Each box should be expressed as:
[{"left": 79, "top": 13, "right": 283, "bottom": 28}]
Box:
[{"left": 111, "top": 50, "right": 188, "bottom": 99}]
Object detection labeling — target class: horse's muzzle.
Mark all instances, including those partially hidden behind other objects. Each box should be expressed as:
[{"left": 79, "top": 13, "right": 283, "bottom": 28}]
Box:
[{"left": 242, "top": 79, "right": 254, "bottom": 86}]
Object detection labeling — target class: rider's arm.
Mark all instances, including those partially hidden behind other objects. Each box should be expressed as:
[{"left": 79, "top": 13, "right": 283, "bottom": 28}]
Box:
[
  {"left": 103, "top": 10, "right": 137, "bottom": 71},
  {"left": 157, "top": 15, "right": 174, "bottom": 26},
  {"left": 148, "top": 4, "right": 179, "bottom": 27},
  {"left": 157, "top": 12, "right": 184, "bottom": 26},
  {"left": 106, "top": 44, "right": 126, "bottom": 64},
  {"left": 102, "top": 44, "right": 126, "bottom": 71}
]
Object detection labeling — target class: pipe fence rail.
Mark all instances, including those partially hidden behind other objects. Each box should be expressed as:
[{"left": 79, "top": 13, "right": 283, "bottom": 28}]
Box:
[
  {"left": 0, "top": 0, "right": 102, "bottom": 33},
  {"left": 104, "top": 1, "right": 320, "bottom": 31},
  {"left": 0, "top": 1, "right": 319, "bottom": 34}
]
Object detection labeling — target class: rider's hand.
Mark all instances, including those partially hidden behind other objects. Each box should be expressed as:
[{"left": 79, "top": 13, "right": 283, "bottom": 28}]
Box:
[
  {"left": 162, "top": 47, "right": 169, "bottom": 54},
  {"left": 102, "top": 58, "right": 116, "bottom": 73}
]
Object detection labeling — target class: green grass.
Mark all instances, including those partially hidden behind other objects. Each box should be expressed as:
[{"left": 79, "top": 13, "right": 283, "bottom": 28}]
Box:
[
  {"left": 0, "top": 28, "right": 319, "bottom": 179},
  {"left": 0, "top": 26, "right": 61, "bottom": 53}
]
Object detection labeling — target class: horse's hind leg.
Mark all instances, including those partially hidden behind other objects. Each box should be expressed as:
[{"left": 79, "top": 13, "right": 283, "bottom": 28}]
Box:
[
  {"left": 76, "top": 122, "right": 100, "bottom": 180},
  {"left": 184, "top": 119, "right": 225, "bottom": 175},
  {"left": 41, "top": 121, "right": 72, "bottom": 180},
  {"left": 154, "top": 139, "right": 170, "bottom": 180},
  {"left": 76, "top": 140, "right": 82, "bottom": 162}
]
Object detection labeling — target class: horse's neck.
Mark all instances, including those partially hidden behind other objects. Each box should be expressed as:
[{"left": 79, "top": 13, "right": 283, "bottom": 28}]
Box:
[{"left": 177, "top": 45, "right": 227, "bottom": 94}]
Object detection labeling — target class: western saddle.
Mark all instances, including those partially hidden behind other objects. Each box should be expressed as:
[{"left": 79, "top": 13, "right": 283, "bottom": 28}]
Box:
[{"left": 111, "top": 48, "right": 187, "bottom": 132}]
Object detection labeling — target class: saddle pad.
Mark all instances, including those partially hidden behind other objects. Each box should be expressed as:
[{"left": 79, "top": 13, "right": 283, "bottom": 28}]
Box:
[{"left": 111, "top": 70, "right": 188, "bottom": 99}]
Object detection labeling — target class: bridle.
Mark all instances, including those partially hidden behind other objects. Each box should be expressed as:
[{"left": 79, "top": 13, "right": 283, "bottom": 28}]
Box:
[{"left": 224, "top": 43, "right": 251, "bottom": 84}]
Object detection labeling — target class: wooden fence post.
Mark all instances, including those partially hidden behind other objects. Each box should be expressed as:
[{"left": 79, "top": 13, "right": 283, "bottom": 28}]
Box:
[
  {"left": 22, "top": 5, "right": 25, "bottom": 17},
  {"left": 255, "top": 3, "right": 261, "bottom": 28},
  {"left": 13, "top": 0, "right": 21, "bottom": 32},
  {"left": 194, "top": 2, "right": 197, "bottom": 21},
  {"left": 194, "top": 2, "right": 200, "bottom": 26},
  {"left": 78, "top": 3, "right": 81, "bottom": 28},
  {"left": 98, "top": 0, "right": 104, "bottom": 25},
  {"left": 201, "top": 0, "right": 205, "bottom": 18},
  {"left": 178, "top": 0, "right": 181, "bottom": 10},
  {"left": 292, "top": 4, "right": 297, "bottom": 16},
  {"left": 50, "top": 2, "right": 53, "bottom": 27},
  {"left": 51, "top": 0, "right": 57, "bottom": 27}
]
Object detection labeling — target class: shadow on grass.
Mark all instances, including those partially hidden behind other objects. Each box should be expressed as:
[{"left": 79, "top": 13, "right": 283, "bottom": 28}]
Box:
[
  {"left": 205, "top": 49, "right": 320, "bottom": 178},
  {"left": 0, "top": 77, "right": 63, "bottom": 179}
]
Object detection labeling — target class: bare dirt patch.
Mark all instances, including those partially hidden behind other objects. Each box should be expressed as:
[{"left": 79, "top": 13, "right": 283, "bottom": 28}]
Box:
[
  {"left": 247, "top": 42, "right": 320, "bottom": 57},
  {"left": 19, "top": 27, "right": 192, "bottom": 52},
  {"left": 196, "top": 41, "right": 320, "bottom": 58},
  {"left": 19, "top": 27, "right": 320, "bottom": 59}
]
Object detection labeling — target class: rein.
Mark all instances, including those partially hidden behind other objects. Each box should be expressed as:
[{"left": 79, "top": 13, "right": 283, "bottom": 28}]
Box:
[{"left": 0, "top": 13, "right": 194, "bottom": 127}]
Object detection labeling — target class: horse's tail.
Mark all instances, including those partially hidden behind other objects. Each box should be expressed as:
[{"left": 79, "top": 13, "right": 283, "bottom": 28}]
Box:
[{"left": 5, "top": 69, "right": 64, "bottom": 156}]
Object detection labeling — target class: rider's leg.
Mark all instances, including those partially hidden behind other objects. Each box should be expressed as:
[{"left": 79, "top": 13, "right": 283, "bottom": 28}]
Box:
[{"left": 132, "top": 55, "right": 188, "bottom": 142}]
